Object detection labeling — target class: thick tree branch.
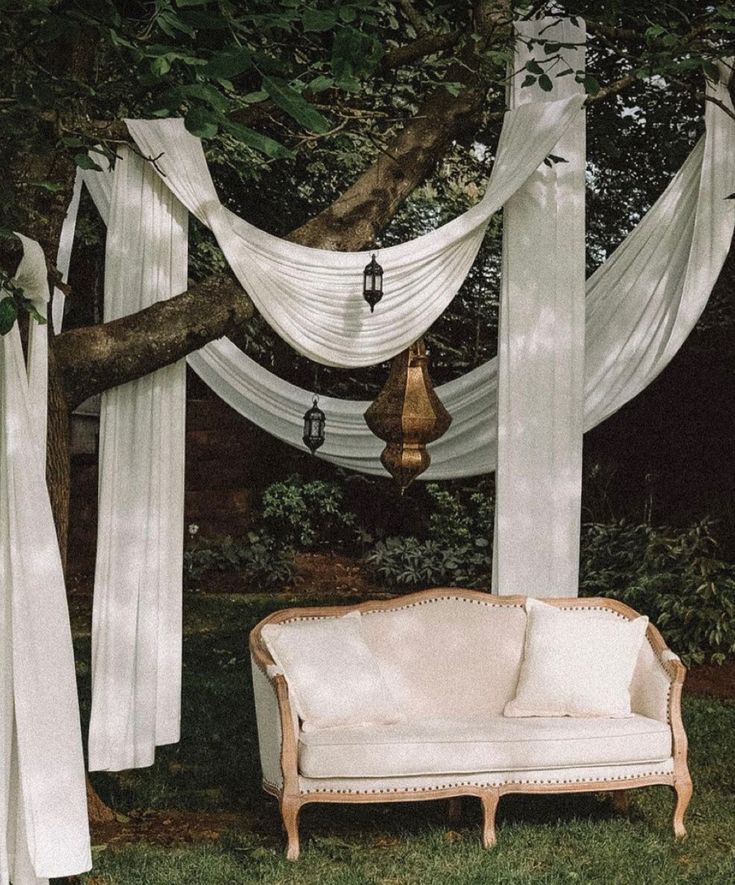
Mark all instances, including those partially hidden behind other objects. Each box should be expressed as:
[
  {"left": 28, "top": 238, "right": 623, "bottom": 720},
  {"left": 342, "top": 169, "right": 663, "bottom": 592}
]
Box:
[
  {"left": 54, "top": 276, "right": 253, "bottom": 409},
  {"left": 380, "top": 30, "right": 461, "bottom": 71}
]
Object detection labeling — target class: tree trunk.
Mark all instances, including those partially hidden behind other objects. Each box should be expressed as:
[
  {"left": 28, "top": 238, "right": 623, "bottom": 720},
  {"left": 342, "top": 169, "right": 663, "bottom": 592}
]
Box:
[{"left": 47, "top": 348, "right": 71, "bottom": 566}]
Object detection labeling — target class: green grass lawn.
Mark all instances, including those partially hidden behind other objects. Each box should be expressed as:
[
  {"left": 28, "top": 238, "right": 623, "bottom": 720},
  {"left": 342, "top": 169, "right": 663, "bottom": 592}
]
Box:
[{"left": 73, "top": 591, "right": 735, "bottom": 884}]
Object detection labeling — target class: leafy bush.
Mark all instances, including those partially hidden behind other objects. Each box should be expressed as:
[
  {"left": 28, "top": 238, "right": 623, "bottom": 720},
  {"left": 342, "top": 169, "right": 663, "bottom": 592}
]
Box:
[
  {"left": 426, "top": 482, "right": 494, "bottom": 548},
  {"left": 364, "top": 482, "right": 493, "bottom": 588},
  {"left": 261, "top": 474, "right": 356, "bottom": 549},
  {"left": 365, "top": 536, "right": 491, "bottom": 588},
  {"left": 580, "top": 519, "right": 735, "bottom": 665},
  {"left": 184, "top": 529, "right": 295, "bottom": 590}
]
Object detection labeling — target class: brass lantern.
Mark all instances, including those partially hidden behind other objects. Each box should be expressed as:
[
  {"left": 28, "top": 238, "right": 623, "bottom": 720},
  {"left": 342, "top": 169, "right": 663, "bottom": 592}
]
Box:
[
  {"left": 363, "top": 254, "right": 383, "bottom": 312},
  {"left": 364, "top": 339, "right": 452, "bottom": 491},
  {"left": 302, "top": 397, "right": 326, "bottom": 454}
]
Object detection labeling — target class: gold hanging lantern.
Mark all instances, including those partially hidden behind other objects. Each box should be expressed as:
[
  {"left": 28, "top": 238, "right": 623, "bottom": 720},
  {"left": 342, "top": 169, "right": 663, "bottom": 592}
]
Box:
[{"left": 364, "top": 339, "right": 452, "bottom": 492}]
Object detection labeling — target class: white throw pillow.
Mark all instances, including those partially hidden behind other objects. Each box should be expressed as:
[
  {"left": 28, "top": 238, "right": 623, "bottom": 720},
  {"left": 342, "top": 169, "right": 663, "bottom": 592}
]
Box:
[
  {"left": 261, "top": 611, "right": 403, "bottom": 732},
  {"left": 504, "top": 598, "right": 649, "bottom": 718}
]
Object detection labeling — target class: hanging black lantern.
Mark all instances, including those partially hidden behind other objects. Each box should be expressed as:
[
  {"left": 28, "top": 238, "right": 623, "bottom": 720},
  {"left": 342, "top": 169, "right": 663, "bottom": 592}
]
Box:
[
  {"left": 302, "top": 397, "right": 326, "bottom": 454},
  {"left": 363, "top": 254, "right": 384, "bottom": 312}
]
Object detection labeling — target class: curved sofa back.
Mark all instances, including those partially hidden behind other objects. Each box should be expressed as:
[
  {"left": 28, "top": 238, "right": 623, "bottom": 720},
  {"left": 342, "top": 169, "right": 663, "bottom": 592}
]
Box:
[{"left": 250, "top": 590, "right": 673, "bottom": 722}]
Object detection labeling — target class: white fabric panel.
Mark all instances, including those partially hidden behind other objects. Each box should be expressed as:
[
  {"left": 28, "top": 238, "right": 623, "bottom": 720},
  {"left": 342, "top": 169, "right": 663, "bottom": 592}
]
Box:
[
  {"left": 0, "top": 236, "right": 91, "bottom": 884},
  {"left": 88, "top": 147, "right": 188, "bottom": 772},
  {"left": 493, "top": 18, "right": 586, "bottom": 598},
  {"left": 298, "top": 713, "right": 671, "bottom": 779},
  {"left": 126, "top": 97, "right": 584, "bottom": 367}
]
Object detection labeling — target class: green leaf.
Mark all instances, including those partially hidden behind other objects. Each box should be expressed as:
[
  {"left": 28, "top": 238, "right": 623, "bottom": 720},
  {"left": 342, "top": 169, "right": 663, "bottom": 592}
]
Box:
[
  {"left": 526, "top": 59, "right": 544, "bottom": 75},
  {"left": 151, "top": 55, "right": 171, "bottom": 76},
  {"left": 302, "top": 8, "right": 337, "bottom": 31},
  {"left": 203, "top": 47, "right": 253, "bottom": 78},
  {"left": 443, "top": 82, "right": 462, "bottom": 97},
  {"left": 262, "top": 76, "right": 330, "bottom": 133},
  {"left": 520, "top": 74, "right": 536, "bottom": 88},
  {"left": 339, "top": 6, "right": 357, "bottom": 22},
  {"left": 185, "top": 107, "right": 220, "bottom": 138},
  {"left": 308, "top": 75, "right": 334, "bottom": 93},
  {"left": 30, "top": 180, "right": 65, "bottom": 192},
  {"left": 74, "top": 154, "right": 103, "bottom": 171},
  {"left": 0, "top": 298, "right": 18, "bottom": 336},
  {"left": 222, "top": 121, "right": 294, "bottom": 159},
  {"left": 180, "top": 82, "right": 228, "bottom": 112},
  {"left": 538, "top": 73, "right": 553, "bottom": 92},
  {"left": 242, "top": 90, "right": 269, "bottom": 103},
  {"left": 582, "top": 74, "right": 600, "bottom": 96}
]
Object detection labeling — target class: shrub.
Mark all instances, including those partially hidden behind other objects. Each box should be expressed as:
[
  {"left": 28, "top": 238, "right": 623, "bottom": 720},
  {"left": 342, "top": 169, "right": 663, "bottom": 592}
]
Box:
[
  {"left": 365, "top": 535, "right": 491, "bottom": 588},
  {"left": 426, "top": 482, "right": 494, "bottom": 548},
  {"left": 364, "top": 481, "right": 493, "bottom": 588},
  {"left": 261, "top": 474, "right": 356, "bottom": 549},
  {"left": 579, "top": 519, "right": 735, "bottom": 665},
  {"left": 184, "top": 529, "right": 295, "bottom": 590}
]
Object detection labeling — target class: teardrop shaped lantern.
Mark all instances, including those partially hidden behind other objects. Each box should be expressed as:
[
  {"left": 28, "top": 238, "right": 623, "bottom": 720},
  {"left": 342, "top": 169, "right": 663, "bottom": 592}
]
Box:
[
  {"left": 364, "top": 339, "right": 452, "bottom": 492},
  {"left": 363, "top": 254, "right": 383, "bottom": 312},
  {"left": 302, "top": 397, "right": 326, "bottom": 454}
]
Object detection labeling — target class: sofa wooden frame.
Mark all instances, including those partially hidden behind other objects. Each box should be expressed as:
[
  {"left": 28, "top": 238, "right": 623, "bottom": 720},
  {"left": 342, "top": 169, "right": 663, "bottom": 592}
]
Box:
[{"left": 249, "top": 590, "right": 692, "bottom": 860}]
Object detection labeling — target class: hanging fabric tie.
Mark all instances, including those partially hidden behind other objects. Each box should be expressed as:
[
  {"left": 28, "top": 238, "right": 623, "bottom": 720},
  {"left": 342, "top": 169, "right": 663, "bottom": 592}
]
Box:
[{"left": 0, "top": 235, "right": 91, "bottom": 885}]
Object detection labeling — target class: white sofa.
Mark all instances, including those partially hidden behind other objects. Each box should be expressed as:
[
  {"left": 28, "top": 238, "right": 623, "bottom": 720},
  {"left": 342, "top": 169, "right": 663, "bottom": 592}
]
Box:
[{"left": 250, "top": 590, "right": 691, "bottom": 860}]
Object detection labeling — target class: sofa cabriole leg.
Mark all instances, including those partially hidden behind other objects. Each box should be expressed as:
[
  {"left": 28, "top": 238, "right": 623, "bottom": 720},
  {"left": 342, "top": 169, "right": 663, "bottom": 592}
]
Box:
[
  {"left": 281, "top": 795, "right": 301, "bottom": 860},
  {"left": 672, "top": 779, "right": 693, "bottom": 840},
  {"left": 448, "top": 797, "right": 462, "bottom": 822},
  {"left": 480, "top": 791, "right": 499, "bottom": 849},
  {"left": 610, "top": 789, "right": 630, "bottom": 815}
]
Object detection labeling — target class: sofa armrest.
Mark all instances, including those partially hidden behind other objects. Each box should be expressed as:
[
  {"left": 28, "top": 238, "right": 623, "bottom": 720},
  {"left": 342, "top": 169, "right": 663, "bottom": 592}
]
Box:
[
  {"left": 630, "top": 626, "right": 686, "bottom": 721},
  {"left": 250, "top": 654, "right": 300, "bottom": 795}
]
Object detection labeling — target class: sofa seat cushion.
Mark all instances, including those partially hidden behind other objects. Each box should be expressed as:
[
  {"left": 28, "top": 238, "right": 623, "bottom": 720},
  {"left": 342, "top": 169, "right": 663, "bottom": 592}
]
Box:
[{"left": 298, "top": 714, "right": 672, "bottom": 779}]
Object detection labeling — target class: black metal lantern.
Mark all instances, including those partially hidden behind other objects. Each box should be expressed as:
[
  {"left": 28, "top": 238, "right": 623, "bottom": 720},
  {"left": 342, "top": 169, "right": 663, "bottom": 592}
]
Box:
[
  {"left": 363, "top": 253, "right": 384, "bottom": 312},
  {"left": 302, "top": 396, "right": 326, "bottom": 454}
]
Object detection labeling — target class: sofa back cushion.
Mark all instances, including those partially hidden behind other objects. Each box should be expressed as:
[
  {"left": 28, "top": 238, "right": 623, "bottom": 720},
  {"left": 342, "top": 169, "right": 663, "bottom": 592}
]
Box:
[
  {"left": 359, "top": 597, "right": 527, "bottom": 718},
  {"left": 261, "top": 611, "right": 403, "bottom": 732},
  {"left": 504, "top": 598, "right": 649, "bottom": 718}
]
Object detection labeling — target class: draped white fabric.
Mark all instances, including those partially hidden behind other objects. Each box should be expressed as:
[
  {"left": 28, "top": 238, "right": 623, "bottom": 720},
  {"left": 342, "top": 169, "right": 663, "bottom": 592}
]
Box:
[
  {"left": 0, "top": 236, "right": 91, "bottom": 884},
  {"left": 126, "top": 96, "right": 584, "bottom": 367},
  {"left": 190, "top": 63, "right": 734, "bottom": 479},
  {"left": 70, "top": 65, "right": 734, "bottom": 485},
  {"left": 492, "top": 18, "right": 586, "bottom": 598},
  {"left": 88, "top": 147, "right": 188, "bottom": 772}
]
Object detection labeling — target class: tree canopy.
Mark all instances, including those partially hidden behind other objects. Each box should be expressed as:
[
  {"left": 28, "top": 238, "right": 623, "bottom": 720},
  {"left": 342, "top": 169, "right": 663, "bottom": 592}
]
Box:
[{"left": 1, "top": 0, "right": 734, "bottom": 545}]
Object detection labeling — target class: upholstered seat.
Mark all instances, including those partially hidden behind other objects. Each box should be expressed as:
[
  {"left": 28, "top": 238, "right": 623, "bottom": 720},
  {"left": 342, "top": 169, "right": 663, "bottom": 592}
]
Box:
[{"left": 298, "top": 714, "right": 672, "bottom": 779}]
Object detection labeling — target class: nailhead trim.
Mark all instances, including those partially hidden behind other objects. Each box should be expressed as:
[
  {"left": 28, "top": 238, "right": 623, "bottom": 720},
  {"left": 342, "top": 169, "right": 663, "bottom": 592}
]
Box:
[{"left": 297, "top": 767, "right": 673, "bottom": 796}]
